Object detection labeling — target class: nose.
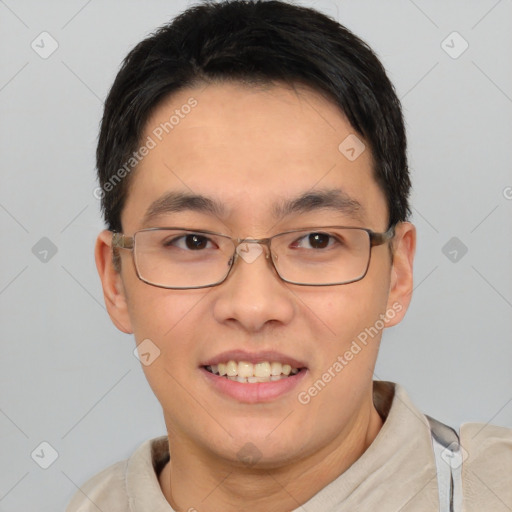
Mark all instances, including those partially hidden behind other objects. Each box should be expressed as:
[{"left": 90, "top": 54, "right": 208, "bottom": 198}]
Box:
[{"left": 211, "top": 240, "right": 295, "bottom": 332}]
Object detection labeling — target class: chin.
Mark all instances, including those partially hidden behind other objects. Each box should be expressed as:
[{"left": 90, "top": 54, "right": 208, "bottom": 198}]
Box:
[{"left": 206, "top": 424, "right": 306, "bottom": 466}]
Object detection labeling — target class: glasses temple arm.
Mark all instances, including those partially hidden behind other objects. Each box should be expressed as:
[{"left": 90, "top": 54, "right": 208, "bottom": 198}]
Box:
[
  {"left": 112, "top": 232, "right": 134, "bottom": 250},
  {"left": 369, "top": 225, "right": 396, "bottom": 247}
]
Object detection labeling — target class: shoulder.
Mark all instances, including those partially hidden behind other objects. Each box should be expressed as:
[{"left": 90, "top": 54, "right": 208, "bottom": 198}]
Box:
[
  {"left": 65, "top": 459, "right": 129, "bottom": 511},
  {"left": 460, "top": 422, "right": 512, "bottom": 511},
  {"left": 65, "top": 436, "right": 169, "bottom": 512},
  {"left": 460, "top": 421, "right": 512, "bottom": 460}
]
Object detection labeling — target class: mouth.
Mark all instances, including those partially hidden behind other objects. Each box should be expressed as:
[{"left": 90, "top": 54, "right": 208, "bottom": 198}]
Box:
[
  {"left": 199, "top": 352, "right": 308, "bottom": 403},
  {"left": 203, "top": 360, "right": 304, "bottom": 383}
]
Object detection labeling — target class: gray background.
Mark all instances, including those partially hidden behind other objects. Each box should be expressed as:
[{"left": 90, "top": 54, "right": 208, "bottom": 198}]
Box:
[{"left": 1, "top": 0, "right": 511, "bottom": 510}]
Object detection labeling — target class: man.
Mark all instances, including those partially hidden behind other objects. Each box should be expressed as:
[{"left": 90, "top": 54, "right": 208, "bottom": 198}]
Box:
[{"left": 67, "top": 1, "right": 511, "bottom": 510}]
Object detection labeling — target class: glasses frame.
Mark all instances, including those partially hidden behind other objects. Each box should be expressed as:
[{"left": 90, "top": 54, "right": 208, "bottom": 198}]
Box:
[{"left": 111, "top": 224, "right": 395, "bottom": 289}]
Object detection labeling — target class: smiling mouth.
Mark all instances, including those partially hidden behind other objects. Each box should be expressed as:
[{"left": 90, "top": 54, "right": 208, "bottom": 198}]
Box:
[{"left": 204, "top": 360, "right": 304, "bottom": 383}]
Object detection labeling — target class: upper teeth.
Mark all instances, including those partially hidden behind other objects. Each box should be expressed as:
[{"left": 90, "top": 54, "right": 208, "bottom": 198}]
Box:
[{"left": 207, "top": 361, "right": 300, "bottom": 378}]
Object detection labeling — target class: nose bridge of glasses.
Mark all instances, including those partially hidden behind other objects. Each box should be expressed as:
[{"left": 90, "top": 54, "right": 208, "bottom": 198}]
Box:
[{"left": 234, "top": 237, "right": 272, "bottom": 261}]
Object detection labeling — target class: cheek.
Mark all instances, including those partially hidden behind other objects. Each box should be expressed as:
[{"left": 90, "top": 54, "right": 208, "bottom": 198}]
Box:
[
  {"left": 126, "top": 288, "right": 210, "bottom": 394},
  {"left": 126, "top": 284, "right": 207, "bottom": 340},
  {"left": 310, "top": 275, "right": 390, "bottom": 346},
  {"left": 131, "top": 293, "right": 205, "bottom": 410}
]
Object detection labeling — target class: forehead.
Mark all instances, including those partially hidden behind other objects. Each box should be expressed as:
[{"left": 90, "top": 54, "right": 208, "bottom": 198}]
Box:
[{"left": 121, "top": 82, "right": 388, "bottom": 232}]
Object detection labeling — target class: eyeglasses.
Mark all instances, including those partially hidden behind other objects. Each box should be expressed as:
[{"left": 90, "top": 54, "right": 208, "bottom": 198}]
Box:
[{"left": 111, "top": 225, "right": 395, "bottom": 289}]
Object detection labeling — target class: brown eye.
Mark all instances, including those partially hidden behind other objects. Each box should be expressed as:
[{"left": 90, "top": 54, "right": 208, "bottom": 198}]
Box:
[
  {"left": 163, "top": 234, "right": 214, "bottom": 250},
  {"left": 307, "top": 233, "right": 330, "bottom": 249},
  {"left": 291, "top": 232, "right": 335, "bottom": 250},
  {"left": 185, "top": 234, "right": 208, "bottom": 250}
]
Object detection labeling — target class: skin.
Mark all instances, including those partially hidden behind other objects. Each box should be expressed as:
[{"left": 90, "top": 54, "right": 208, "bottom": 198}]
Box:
[{"left": 95, "top": 81, "right": 416, "bottom": 511}]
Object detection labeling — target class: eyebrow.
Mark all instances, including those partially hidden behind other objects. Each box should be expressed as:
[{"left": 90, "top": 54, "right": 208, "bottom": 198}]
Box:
[
  {"left": 272, "top": 188, "right": 364, "bottom": 221},
  {"left": 141, "top": 188, "right": 364, "bottom": 228}
]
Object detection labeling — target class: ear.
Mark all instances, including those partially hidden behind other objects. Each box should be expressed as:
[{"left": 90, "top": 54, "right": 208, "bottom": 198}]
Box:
[
  {"left": 95, "top": 230, "right": 134, "bottom": 334},
  {"left": 385, "top": 222, "right": 416, "bottom": 327}
]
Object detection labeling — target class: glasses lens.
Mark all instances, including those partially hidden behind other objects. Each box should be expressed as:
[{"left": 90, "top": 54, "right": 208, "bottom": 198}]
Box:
[
  {"left": 271, "top": 228, "right": 371, "bottom": 285},
  {"left": 132, "top": 227, "right": 371, "bottom": 288},
  {"left": 134, "top": 229, "right": 234, "bottom": 288}
]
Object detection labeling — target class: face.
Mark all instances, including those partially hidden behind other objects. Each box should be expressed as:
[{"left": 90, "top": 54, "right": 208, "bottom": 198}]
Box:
[{"left": 96, "top": 82, "right": 415, "bottom": 469}]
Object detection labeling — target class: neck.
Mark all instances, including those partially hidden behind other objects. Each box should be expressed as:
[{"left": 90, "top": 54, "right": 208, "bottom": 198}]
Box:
[{"left": 159, "top": 402, "right": 383, "bottom": 512}]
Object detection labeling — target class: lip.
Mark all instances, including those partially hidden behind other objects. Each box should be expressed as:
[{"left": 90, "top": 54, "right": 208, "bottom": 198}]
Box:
[
  {"left": 199, "top": 350, "right": 309, "bottom": 404},
  {"left": 200, "top": 366, "right": 308, "bottom": 403},
  {"left": 201, "top": 350, "right": 307, "bottom": 369}
]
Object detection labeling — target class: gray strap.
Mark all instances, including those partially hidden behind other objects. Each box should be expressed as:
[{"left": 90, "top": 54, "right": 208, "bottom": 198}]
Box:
[{"left": 426, "top": 415, "right": 463, "bottom": 512}]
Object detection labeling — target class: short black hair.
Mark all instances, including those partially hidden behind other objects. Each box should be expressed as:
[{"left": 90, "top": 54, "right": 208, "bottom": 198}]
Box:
[{"left": 97, "top": 0, "right": 410, "bottom": 234}]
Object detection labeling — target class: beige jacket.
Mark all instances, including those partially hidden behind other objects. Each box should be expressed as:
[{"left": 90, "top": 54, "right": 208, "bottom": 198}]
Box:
[{"left": 66, "top": 381, "right": 512, "bottom": 511}]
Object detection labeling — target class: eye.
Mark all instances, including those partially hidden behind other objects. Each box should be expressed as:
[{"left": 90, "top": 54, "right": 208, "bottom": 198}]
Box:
[
  {"left": 292, "top": 232, "right": 337, "bottom": 250},
  {"left": 164, "top": 233, "right": 215, "bottom": 250}
]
